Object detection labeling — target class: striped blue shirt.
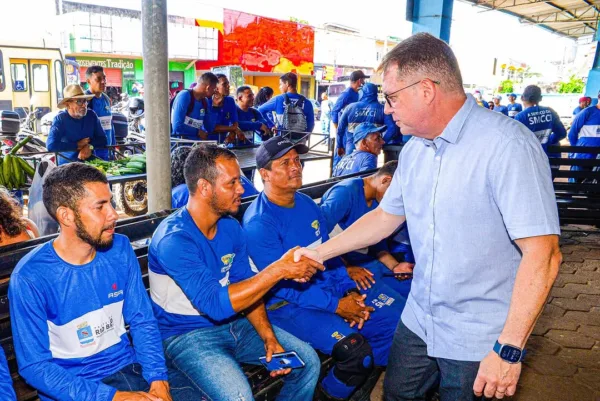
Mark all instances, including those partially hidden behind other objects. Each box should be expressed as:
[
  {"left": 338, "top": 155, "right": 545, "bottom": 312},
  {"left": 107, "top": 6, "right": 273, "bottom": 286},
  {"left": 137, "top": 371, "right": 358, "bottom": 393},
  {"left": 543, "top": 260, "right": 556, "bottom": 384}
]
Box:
[{"left": 379, "top": 95, "right": 560, "bottom": 361}]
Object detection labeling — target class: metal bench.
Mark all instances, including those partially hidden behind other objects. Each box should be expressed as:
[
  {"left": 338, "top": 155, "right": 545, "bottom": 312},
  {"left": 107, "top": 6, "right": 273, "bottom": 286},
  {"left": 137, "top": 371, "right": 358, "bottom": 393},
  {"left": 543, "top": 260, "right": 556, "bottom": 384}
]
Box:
[{"left": 0, "top": 172, "right": 381, "bottom": 401}]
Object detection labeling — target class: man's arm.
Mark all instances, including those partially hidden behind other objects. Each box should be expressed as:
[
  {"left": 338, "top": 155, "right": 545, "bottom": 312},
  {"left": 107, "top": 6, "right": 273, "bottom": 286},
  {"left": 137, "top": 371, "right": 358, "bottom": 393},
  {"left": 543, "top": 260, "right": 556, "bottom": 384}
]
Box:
[
  {"left": 122, "top": 244, "right": 170, "bottom": 392},
  {"left": 336, "top": 108, "right": 350, "bottom": 151},
  {"left": 8, "top": 275, "right": 119, "bottom": 401},
  {"left": 258, "top": 98, "right": 278, "bottom": 129},
  {"left": 46, "top": 118, "right": 75, "bottom": 152},
  {"left": 549, "top": 110, "right": 567, "bottom": 145},
  {"left": 568, "top": 111, "right": 585, "bottom": 146},
  {"left": 473, "top": 235, "right": 561, "bottom": 399},
  {"left": 304, "top": 98, "right": 315, "bottom": 133},
  {"left": 171, "top": 92, "right": 189, "bottom": 135},
  {"left": 331, "top": 92, "right": 347, "bottom": 125}
]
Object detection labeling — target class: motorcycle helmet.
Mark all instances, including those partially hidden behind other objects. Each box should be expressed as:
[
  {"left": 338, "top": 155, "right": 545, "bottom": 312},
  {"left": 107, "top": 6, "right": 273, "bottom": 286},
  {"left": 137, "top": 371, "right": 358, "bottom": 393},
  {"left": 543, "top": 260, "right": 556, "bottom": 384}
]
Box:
[{"left": 128, "top": 97, "right": 144, "bottom": 117}]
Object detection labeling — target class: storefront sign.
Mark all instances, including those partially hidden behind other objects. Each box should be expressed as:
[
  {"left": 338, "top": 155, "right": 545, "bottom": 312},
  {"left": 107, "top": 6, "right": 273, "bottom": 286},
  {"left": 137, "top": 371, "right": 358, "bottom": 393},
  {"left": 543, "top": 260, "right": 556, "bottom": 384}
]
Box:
[{"left": 73, "top": 57, "right": 135, "bottom": 72}]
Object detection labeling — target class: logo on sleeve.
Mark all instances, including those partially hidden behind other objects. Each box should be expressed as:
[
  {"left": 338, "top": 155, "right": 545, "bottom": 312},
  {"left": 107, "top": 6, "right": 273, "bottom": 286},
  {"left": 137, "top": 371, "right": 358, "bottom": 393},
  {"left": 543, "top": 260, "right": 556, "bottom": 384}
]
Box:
[
  {"left": 108, "top": 282, "right": 124, "bottom": 299},
  {"left": 219, "top": 253, "right": 236, "bottom": 287},
  {"left": 311, "top": 220, "right": 321, "bottom": 237}
]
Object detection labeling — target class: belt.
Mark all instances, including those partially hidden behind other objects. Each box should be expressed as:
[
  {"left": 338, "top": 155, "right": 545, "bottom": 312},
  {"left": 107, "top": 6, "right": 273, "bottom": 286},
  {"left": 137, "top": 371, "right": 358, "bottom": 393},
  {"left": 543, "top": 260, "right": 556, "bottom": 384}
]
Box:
[{"left": 267, "top": 300, "right": 289, "bottom": 311}]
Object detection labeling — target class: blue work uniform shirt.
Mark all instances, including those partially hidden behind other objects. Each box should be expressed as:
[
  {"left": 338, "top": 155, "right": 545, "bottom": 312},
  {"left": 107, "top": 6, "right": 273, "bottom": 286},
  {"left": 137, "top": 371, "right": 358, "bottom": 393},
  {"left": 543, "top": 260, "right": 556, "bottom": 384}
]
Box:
[
  {"left": 514, "top": 105, "right": 566, "bottom": 157},
  {"left": 492, "top": 105, "right": 508, "bottom": 116},
  {"left": 170, "top": 90, "right": 215, "bottom": 140},
  {"left": 86, "top": 91, "right": 115, "bottom": 160},
  {"left": 379, "top": 95, "right": 560, "bottom": 361},
  {"left": 208, "top": 96, "right": 238, "bottom": 143},
  {"left": 46, "top": 110, "right": 108, "bottom": 165},
  {"left": 237, "top": 106, "right": 271, "bottom": 145},
  {"left": 506, "top": 102, "right": 523, "bottom": 118},
  {"left": 332, "top": 150, "right": 377, "bottom": 177},
  {"left": 331, "top": 87, "right": 359, "bottom": 125},
  {"left": 148, "top": 208, "right": 254, "bottom": 340}
]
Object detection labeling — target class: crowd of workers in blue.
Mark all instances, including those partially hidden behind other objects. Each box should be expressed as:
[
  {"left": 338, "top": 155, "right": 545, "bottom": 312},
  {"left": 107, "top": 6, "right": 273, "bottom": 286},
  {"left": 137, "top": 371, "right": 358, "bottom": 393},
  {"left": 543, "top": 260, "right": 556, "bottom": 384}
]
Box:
[{"left": 1, "top": 55, "right": 599, "bottom": 401}]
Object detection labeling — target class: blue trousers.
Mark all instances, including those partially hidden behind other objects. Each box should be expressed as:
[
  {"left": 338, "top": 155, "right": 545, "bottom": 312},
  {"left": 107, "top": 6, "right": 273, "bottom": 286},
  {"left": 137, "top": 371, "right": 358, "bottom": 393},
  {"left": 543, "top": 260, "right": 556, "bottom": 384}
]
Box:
[
  {"left": 163, "top": 318, "right": 320, "bottom": 401},
  {"left": 268, "top": 281, "right": 405, "bottom": 367},
  {"left": 360, "top": 260, "right": 412, "bottom": 299}
]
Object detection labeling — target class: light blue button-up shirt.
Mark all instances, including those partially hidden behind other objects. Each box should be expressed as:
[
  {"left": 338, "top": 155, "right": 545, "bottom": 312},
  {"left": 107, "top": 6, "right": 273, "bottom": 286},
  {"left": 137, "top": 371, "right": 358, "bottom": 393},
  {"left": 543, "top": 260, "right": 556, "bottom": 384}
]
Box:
[{"left": 379, "top": 95, "right": 560, "bottom": 361}]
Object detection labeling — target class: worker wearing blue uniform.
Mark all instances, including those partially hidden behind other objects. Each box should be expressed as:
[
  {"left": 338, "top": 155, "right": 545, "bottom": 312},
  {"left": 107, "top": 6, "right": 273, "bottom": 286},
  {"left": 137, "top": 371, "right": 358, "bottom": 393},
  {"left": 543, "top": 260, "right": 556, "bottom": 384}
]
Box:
[
  {"left": 331, "top": 70, "right": 366, "bottom": 127},
  {"left": 514, "top": 85, "right": 566, "bottom": 160},
  {"left": 171, "top": 72, "right": 217, "bottom": 140},
  {"left": 337, "top": 83, "right": 397, "bottom": 156},
  {"left": 47, "top": 85, "right": 108, "bottom": 165},
  {"left": 568, "top": 98, "right": 600, "bottom": 178},
  {"left": 243, "top": 137, "right": 405, "bottom": 400},
  {"left": 321, "top": 161, "right": 413, "bottom": 297},
  {"left": 0, "top": 347, "right": 15, "bottom": 400},
  {"left": 506, "top": 93, "right": 523, "bottom": 118},
  {"left": 572, "top": 96, "right": 591, "bottom": 116},
  {"left": 491, "top": 95, "right": 508, "bottom": 116},
  {"left": 236, "top": 85, "right": 272, "bottom": 145},
  {"left": 209, "top": 74, "right": 246, "bottom": 144},
  {"left": 149, "top": 145, "right": 321, "bottom": 401},
  {"left": 332, "top": 123, "right": 385, "bottom": 177},
  {"left": 171, "top": 175, "right": 258, "bottom": 208},
  {"left": 258, "top": 73, "right": 314, "bottom": 142},
  {"left": 85, "top": 66, "right": 114, "bottom": 160},
  {"left": 473, "top": 91, "right": 489, "bottom": 109},
  {"left": 9, "top": 163, "right": 172, "bottom": 401}
]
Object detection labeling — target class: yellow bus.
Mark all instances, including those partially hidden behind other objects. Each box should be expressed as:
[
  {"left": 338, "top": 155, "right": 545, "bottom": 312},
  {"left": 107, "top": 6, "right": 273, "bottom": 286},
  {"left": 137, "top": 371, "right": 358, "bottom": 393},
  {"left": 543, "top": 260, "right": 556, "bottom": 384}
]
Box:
[{"left": 0, "top": 45, "right": 67, "bottom": 126}]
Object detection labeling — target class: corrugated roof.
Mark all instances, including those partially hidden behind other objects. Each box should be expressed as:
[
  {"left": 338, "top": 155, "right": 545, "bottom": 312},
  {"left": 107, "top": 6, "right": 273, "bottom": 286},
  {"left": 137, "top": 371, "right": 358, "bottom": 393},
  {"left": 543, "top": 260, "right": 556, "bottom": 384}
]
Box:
[{"left": 463, "top": 0, "right": 600, "bottom": 39}]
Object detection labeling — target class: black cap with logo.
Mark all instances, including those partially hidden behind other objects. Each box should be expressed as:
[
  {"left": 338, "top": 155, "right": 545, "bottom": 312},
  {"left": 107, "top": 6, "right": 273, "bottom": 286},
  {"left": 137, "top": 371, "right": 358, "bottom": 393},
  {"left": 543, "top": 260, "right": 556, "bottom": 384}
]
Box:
[
  {"left": 255, "top": 137, "right": 309, "bottom": 169},
  {"left": 350, "top": 70, "right": 368, "bottom": 82}
]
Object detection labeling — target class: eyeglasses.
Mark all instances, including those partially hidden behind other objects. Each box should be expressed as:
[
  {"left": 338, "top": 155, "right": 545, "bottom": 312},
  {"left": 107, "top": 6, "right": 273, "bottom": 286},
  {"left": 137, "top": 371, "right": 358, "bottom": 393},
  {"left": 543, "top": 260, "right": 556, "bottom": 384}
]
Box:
[
  {"left": 384, "top": 79, "right": 441, "bottom": 107},
  {"left": 70, "top": 99, "right": 89, "bottom": 106}
]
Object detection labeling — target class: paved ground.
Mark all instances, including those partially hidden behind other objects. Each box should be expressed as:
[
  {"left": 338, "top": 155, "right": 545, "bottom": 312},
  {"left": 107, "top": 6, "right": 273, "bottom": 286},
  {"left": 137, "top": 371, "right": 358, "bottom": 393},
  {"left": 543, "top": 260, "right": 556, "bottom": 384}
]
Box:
[{"left": 371, "top": 228, "right": 600, "bottom": 401}]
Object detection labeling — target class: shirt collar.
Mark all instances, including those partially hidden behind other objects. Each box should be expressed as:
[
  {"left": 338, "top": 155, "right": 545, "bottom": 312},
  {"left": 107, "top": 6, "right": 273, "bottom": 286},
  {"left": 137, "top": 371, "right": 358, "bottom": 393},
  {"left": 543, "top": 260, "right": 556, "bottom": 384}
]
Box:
[{"left": 437, "top": 95, "right": 475, "bottom": 145}]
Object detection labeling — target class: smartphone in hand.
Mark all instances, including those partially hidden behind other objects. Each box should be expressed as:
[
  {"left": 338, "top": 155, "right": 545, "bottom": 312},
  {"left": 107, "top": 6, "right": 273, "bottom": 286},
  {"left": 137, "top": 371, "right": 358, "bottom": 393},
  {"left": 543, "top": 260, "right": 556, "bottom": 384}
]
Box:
[{"left": 259, "top": 351, "right": 306, "bottom": 371}]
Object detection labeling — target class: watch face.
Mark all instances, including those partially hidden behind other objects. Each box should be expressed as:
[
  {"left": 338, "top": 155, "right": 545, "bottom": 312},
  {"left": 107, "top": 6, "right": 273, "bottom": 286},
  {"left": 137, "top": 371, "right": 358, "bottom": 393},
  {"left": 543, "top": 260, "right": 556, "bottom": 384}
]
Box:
[{"left": 500, "top": 345, "right": 522, "bottom": 363}]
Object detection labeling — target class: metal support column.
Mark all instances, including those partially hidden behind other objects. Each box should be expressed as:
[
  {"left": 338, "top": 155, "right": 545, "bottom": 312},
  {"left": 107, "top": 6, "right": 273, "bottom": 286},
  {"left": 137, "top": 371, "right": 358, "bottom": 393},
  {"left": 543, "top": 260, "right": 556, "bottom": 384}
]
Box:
[
  {"left": 406, "top": 0, "right": 454, "bottom": 43},
  {"left": 142, "top": 0, "right": 171, "bottom": 212},
  {"left": 584, "top": 37, "right": 600, "bottom": 100}
]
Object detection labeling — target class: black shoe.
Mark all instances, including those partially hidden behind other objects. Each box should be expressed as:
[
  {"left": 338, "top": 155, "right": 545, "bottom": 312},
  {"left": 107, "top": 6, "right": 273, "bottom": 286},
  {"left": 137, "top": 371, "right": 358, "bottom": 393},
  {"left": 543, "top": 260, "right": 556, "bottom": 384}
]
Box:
[{"left": 313, "top": 383, "right": 347, "bottom": 401}]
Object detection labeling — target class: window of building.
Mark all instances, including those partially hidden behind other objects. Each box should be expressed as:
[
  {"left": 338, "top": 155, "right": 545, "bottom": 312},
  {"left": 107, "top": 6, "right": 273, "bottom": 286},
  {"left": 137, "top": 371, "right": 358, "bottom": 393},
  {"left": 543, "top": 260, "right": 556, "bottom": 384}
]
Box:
[
  {"left": 198, "top": 27, "right": 218, "bottom": 61},
  {"left": 0, "top": 51, "right": 5, "bottom": 91},
  {"left": 79, "top": 13, "right": 113, "bottom": 53}
]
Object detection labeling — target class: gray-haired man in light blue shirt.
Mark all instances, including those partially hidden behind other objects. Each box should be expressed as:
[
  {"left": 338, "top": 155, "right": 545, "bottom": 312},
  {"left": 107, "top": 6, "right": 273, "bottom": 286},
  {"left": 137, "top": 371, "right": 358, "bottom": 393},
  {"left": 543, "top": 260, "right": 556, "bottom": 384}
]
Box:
[{"left": 294, "top": 33, "right": 562, "bottom": 401}]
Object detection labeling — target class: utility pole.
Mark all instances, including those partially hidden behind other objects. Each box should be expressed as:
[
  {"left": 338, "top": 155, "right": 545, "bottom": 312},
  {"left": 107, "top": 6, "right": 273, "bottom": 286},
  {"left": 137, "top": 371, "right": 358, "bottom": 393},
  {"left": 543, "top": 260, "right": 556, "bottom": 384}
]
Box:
[{"left": 141, "top": 0, "right": 171, "bottom": 212}]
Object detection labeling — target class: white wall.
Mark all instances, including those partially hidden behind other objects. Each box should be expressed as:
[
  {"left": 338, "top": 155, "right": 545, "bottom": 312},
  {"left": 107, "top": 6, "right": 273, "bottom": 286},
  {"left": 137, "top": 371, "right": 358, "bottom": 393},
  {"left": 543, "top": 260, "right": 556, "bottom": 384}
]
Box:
[{"left": 314, "top": 29, "right": 378, "bottom": 68}]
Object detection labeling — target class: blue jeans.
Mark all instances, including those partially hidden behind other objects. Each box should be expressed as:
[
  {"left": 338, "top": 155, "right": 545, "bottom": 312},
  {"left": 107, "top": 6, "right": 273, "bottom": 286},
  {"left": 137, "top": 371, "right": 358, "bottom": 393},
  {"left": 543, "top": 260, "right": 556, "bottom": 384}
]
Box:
[
  {"left": 383, "top": 320, "right": 483, "bottom": 401},
  {"left": 163, "top": 318, "right": 320, "bottom": 401},
  {"left": 101, "top": 363, "right": 197, "bottom": 399}
]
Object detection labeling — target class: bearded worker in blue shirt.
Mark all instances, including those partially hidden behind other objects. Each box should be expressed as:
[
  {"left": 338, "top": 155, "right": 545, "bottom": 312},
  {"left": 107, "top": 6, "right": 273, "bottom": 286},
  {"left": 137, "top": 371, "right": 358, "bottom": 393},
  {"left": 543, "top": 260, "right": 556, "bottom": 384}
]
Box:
[{"left": 295, "top": 33, "right": 562, "bottom": 401}]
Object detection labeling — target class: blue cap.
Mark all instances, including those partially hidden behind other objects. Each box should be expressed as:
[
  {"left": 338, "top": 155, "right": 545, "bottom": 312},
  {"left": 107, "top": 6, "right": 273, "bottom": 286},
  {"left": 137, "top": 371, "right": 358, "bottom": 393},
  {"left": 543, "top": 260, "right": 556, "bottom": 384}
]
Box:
[
  {"left": 256, "top": 137, "right": 309, "bottom": 169},
  {"left": 507, "top": 93, "right": 516, "bottom": 98},
  {"left": 353, "top": 123, "right": 386, "bottom": 144}
]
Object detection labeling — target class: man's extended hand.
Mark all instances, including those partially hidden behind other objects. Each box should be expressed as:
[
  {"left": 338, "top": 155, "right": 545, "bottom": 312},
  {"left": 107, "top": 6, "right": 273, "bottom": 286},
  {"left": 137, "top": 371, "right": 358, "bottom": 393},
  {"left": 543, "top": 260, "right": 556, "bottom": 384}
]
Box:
[
  {"left": 336, "top": 293, "right": 374, "bottom": 330},
  {"left": 112, "top": 391, "right": 164, "bottom": 401},
  {"left": 347, "top": 266, "right": 375, "bottom": 290},
  {"left": 392, "top": 262, "right": 415, "bottom": 274},
  {"left": 197, "top": 130, "right": 208, "bottom": 140},
  {"left": 473, "top": 351, "right": 522, "bottom": 399},
  {"left": 264, "top": 337, "right": 292, "bottom": 378},
  {"left": 277, "top": 247, "right": 325, "bottom": 283},
  {"left": 293, "top": 247, "right": 323, "bottom": 264},
  {"left": 337, "top": 148, "right": 346, "bottom": 157},
  {"left": 149, "top": 381, "right": 172, "bottom": 401},
  {"left": 234, "top": 128, "right": 246, "bottom": 143},
  {"left": 225, "top": 132, "right": 236, "bottom": 144}
]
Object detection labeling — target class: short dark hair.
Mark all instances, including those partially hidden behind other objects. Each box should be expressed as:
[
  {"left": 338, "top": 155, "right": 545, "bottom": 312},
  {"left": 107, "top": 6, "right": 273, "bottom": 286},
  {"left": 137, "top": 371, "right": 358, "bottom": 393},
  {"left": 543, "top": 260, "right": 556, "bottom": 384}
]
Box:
[
  {"left": 215, "top": 73, "right": 228, "bottom": 82},
  {"left": 375, "top": 161, "right": 398, "bottom": 177},
  {"left": 0, "top": 187, "right": 26, "bottom": 238},
  {"left": 184, "top": 144, "right": 237, "bottom": 195},
  {"left": 199, "top": 72, "right": 219, "bottom": 86},
  {"left": 237, "top": 85, "right": 252, "bottom": 97},
  {"left": 280, "top": 72, "right": 298, "bottom": 88},
  {"left": 171, "top": 146, "right": 193, "bottom": 187},
  {"left": 378, "top": 33, "right": 463, "bottom": 92},
  {"left": 43, "top": 163, "right": 108, "bottom": 221},
  {"left": 85, "top": 65, "right": 104, "bottom": 78}
]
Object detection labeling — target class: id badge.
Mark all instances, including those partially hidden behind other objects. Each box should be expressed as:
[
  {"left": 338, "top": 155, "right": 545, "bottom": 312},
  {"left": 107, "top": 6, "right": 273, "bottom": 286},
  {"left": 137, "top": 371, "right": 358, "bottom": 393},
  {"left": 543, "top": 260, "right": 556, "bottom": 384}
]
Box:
[
  {"left": 184, "top": 116, "right": 203, "bottom": 129},
  {"left": 99, "top": 116, "right": 112, "bottom": 131}
]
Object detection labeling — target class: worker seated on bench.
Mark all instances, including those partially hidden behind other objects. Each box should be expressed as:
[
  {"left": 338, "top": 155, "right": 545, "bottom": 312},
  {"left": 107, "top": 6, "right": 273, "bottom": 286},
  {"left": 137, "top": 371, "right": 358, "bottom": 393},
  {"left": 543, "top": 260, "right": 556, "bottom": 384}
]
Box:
[
  {"left": 242, "top": 138, "right": 406, "bottom": 400},
  {"left": 148, "top": 145, "right": 322, "bottom": 401},
  {"left": 320, "top": 161, "right": 414, "bottom": 298},
  {"left": 9, "top": 163, "right": 173, "bottom": 401},
  {"left": 170, "top": 146, "right": 258, "bottom": 209}
]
